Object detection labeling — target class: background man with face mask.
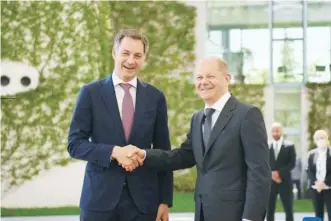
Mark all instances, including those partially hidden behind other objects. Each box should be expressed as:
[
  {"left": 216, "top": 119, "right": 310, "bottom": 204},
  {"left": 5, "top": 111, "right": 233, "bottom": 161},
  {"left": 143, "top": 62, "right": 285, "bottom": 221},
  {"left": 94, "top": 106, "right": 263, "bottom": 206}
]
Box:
[
  {"left": 267, "top": 122, "right": 296, "bottom": 221},
  {"left": 307, "top": 129, "right": 331, "bottom": 221}
]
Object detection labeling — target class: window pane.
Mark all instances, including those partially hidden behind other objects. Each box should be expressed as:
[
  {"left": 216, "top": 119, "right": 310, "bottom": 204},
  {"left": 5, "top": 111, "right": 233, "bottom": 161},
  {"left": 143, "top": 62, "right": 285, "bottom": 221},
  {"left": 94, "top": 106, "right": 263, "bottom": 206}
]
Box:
[
  {"left": 274, "top": 88, "right": 301, "bottom": 128},
  {"left": 285, "top": 27, "right": 303, "bottom": 39},
  {"left": 274, "top": 110, "right": 301, "bottom": 128},
  {"left": 273, "top": 40, "right": 303, "bottom": 83},
  {"left": 284, "top": 135, "right": 301, "bottom": 154},
  {"left": 307, "top": 27, "right": 331, "bottom": 83},
  {"left": 239, "top": 29, "right": 269, "bottom": 84},
  {"left": 230, "top": 29, "right": 242, "bottom": 52},
  {"left": 206, "top": 30, "right": 223, "bottom": 56},
  {"left": 273, "top": 28, "right": 303, "bottom": 39},
  {"left": 274, "top": 91, "right": 301, "bottom": 108}
]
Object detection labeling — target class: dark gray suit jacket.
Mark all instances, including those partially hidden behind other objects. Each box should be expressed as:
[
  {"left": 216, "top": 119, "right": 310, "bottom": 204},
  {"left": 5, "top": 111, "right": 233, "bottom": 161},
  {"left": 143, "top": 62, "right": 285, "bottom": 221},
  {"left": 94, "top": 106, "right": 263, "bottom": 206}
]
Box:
[
  {"left": 144, "top": 96, "right": 271, "bottom": 221},
  {"left": 269, "top": 140, "right": 296, "bottom": 186}
]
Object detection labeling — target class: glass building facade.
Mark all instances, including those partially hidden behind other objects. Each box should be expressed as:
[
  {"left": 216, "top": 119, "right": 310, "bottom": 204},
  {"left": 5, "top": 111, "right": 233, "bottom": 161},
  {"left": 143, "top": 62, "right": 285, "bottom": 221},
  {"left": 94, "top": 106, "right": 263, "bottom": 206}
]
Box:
[{"left": 205, "top": 0, "right": 331, "bottom": 155}]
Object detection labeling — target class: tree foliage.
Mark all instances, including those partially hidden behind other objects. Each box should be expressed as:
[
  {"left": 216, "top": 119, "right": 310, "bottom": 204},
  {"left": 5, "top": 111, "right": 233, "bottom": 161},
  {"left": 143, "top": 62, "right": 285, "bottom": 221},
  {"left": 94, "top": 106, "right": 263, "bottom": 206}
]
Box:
[{"left": 1, "top": 1, "right": 196, "bottom": 195}]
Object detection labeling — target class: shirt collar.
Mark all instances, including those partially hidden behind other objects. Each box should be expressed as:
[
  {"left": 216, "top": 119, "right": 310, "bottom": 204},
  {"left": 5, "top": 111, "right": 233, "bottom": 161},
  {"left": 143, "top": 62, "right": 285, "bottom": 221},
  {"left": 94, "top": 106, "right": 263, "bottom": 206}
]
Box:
[
  {"left": 273, "top": 137, "right": 283, "bottom": 145},
  {"left": 317, "top": 148, "right": 328, "bottom": 155},
  {"left": 112, "top": 72, "right": 137, "bottom": 88},
  {"left": 204, "top": 92, "right": 231, "bottom": 113}
]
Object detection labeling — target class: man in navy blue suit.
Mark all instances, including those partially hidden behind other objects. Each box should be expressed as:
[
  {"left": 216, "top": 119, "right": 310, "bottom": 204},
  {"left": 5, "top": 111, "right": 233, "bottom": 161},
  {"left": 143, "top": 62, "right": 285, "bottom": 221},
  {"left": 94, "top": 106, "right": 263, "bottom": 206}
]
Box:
[{"left": 68, "top": 29, "right": 173, "bottom": 221}]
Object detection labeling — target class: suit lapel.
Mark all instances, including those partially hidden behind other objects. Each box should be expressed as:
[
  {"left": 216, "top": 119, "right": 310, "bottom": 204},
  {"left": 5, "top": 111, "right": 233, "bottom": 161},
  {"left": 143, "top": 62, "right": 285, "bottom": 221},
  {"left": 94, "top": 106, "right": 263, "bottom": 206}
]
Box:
[
  {"left": 327, "top": 148, "right": 331, "bottom": 171},
  {"left": 204, "top": 96, "right": 236, "bottom": 158},
  {"left": 101, "top": 75, "right": 126, "bottom": 143},
  {"left": 194, "top": 111, "right": 205, "bottom": 163},
  {"left": 270, "top": 143, "right": 276, "bottom": 163},
  {"left": 128, "top": 80, "right": 148, "bottom": 143},
  {"left": 276, "top": 142, "right": 285, "bottom": 162}
]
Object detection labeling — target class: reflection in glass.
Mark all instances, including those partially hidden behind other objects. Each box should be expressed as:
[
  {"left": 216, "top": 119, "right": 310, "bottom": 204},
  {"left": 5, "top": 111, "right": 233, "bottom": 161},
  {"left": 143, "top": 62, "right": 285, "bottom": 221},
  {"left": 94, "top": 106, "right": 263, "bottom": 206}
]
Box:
[
  {"left": 206, "top": 30, "right": 223, "bottom": 56},
  {"left": 274, "top": 88, "right": 301, "bottom": 141},
  {"left": 274, "top": 110, "right": 301, "bottom": 128},
  {"left": 307, "top": 27, "right": 331, "bottom": 83},
  {"left": 205, "top": 26, "right": 331, "bottom": 84},
  {"left": 273, "top": 28, "right": 303, "bottom": 39},
  {"left": 273, "top": 40, "right": 303, "bottom": 83},
  {"left": 274, "top": 90, "right": 301, "bottom": 108},
  {"left": 283, "top": 135, "right": 301, "bottom": 154}
]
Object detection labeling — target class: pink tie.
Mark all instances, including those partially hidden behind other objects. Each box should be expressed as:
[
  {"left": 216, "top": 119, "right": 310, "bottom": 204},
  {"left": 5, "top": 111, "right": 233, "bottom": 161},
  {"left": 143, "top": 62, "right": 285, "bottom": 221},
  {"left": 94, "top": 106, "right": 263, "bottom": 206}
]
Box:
[{"left": 120, "top": 83, "right": 134, "bottom": 141}]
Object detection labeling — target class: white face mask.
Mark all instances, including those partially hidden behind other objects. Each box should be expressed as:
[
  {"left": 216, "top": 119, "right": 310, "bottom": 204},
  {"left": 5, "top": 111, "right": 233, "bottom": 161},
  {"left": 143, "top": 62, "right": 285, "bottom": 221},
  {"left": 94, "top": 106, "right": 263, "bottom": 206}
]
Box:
[{"left": 316, "top": 139, "right": 328, "bottom": 149}]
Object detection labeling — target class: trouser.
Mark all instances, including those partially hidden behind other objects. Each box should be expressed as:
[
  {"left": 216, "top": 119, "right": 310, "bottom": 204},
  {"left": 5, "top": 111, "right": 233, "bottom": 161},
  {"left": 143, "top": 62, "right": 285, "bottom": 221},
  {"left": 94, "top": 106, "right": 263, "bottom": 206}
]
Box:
[{"left": 80, "top": 184, "right": 157, "bottom": 221}]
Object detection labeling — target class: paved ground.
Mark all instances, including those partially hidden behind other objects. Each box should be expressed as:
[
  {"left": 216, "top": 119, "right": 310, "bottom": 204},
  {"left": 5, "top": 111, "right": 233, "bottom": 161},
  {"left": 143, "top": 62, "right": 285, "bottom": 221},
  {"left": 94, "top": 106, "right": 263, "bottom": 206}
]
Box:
[{"left": 1, "top": 212, "right": 325, "bottom": 221}]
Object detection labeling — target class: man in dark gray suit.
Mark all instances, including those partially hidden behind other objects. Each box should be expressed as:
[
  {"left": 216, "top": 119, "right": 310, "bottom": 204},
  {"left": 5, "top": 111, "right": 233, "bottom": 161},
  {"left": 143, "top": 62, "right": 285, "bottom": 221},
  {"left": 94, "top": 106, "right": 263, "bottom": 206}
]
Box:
[{"left": 121, "top": 56, "right": 271, "bottom": 221}]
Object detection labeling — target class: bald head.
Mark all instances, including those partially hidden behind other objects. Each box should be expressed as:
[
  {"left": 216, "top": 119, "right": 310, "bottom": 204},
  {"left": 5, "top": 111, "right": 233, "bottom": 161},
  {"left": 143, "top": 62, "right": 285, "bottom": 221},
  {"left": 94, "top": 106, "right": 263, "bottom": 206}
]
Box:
[
  {"left": 195, "top": 56, "right": 231, "bottom": 105},
  {"left": 271, "top": 122, "right": 283, "bottom": 141}
]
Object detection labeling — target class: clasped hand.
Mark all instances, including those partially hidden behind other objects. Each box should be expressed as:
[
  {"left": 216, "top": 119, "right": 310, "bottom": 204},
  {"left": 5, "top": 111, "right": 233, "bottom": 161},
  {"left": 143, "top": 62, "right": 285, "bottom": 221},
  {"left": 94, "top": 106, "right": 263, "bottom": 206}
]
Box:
[
  {"left": 315, "top": 180, "right": 326, "bottom": 193},
  {"left": 112, "top": 145, "right": 145, "bottom": 172},
  {"left": 271, "top": 171, "right": 282, "bottom": 184}
]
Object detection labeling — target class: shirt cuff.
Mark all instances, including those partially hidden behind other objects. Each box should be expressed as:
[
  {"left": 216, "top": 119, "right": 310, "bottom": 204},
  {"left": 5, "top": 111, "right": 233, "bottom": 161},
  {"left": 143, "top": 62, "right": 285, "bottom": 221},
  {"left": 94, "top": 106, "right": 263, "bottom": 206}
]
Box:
[{"left": 143, "top": 150, "right": 146, "bottom": 160}]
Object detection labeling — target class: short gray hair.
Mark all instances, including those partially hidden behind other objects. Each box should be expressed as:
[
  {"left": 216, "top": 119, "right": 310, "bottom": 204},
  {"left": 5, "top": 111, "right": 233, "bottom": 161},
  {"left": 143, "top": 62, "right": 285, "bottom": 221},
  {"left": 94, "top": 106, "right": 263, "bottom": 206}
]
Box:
[
  {"left": 272, "top": 122, "right": 282, "bottom": 129},
  {"left": 113, "top": 29, "right": 149, "bottom": 54}
]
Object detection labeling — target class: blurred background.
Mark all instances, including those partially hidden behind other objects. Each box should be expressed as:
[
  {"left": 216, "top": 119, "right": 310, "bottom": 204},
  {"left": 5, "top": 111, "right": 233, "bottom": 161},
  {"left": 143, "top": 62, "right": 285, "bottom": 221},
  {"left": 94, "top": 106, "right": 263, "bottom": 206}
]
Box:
[{"left": 1, "top": 0, "right": 331, "bottom": 219}]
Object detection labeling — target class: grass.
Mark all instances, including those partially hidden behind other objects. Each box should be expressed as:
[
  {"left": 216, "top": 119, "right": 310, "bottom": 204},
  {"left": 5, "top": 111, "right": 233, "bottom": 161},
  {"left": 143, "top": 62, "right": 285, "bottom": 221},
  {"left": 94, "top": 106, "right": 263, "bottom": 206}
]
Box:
[{"left": 1, "top": 192, "right": 314, "bottom": 217}]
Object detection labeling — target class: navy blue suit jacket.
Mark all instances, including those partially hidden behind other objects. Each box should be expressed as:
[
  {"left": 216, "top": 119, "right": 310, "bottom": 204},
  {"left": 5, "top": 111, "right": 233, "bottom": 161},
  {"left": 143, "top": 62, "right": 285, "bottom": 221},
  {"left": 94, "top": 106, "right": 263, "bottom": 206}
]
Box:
[{"left": 67, "top": 74, "right": 173, "bottom": 213}]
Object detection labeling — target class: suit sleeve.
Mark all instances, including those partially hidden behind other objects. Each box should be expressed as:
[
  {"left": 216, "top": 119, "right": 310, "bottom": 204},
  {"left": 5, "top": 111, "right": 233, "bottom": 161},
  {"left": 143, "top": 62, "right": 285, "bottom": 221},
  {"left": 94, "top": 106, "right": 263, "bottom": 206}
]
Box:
[
  {"left": 67, "top": 85, "right": 114, "bottom": 168},
  {"left": 144, "top": 114, "right": 196, "bottom": 171},
  {"left": 153, "top": 93, "right": 173, "bottom": 207},
  {"left": 306, "top": 153, "right": 316, "bottom": 185},
  {"left": 278, "top": 144, "right": 296, "bottom": 179},
  {"left": 324, "top": 154, "right": 331, "bottom": 186},
  {"left": 240, "top": 107, "right": 271, "bottom": 221}
]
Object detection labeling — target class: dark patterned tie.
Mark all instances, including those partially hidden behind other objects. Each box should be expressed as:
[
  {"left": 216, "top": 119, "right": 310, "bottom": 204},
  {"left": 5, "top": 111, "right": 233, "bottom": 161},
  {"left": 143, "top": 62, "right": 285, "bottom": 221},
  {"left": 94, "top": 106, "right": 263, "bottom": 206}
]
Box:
[
  {"left": 203, "top": 108, "right": 215, "bottom": 148},
  {"left": 120, "top": 83, "right": 134, "bottom": 141}
]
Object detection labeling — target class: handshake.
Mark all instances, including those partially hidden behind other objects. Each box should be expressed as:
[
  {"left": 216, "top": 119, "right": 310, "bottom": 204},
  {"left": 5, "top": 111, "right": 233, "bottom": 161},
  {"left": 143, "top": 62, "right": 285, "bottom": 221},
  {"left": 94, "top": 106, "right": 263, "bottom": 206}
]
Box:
[{"left": 111, "top": 145, "right": 146, "bottom": 172}]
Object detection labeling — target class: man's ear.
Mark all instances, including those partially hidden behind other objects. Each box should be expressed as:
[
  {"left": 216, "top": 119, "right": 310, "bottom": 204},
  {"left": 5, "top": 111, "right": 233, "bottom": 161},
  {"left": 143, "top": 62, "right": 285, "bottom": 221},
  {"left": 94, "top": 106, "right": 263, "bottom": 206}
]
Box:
[
  {"left": 225, "top": 73, "right": 232, "bottom": 84},
  {"left": 112, "top": 47, "right": 116, "bottom": 59}
]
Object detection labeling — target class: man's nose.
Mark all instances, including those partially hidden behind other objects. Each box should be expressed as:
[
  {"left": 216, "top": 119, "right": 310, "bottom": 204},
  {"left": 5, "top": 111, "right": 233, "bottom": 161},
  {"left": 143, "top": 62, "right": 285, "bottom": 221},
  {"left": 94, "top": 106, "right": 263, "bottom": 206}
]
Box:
[
  {"left": 200, "top": 77, "right": 208, "bottom": 84},
  {"left": 127, "top": 55, "right": 135, "bottom": 64}
]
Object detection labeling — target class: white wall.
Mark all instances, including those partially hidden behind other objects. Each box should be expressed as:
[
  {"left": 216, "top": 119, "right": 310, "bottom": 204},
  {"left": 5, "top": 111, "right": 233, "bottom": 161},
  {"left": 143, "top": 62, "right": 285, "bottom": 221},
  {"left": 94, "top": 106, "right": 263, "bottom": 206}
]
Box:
[{"left": 2, "top": 162, "right": 85, "bottom": 207}]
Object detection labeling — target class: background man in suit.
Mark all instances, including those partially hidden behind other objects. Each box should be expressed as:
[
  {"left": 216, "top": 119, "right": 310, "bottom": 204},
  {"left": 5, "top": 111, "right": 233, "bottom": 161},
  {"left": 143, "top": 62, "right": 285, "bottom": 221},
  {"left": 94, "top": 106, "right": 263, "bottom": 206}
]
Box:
[
  {"left": 124, "top": 57, "right": 271, "bottom": 221},
  {"left": 67, "top": 29, "right": 173, "bottom": 221},
  {"left": 267, "top": 122, "right": 296, "bottom": 221}
]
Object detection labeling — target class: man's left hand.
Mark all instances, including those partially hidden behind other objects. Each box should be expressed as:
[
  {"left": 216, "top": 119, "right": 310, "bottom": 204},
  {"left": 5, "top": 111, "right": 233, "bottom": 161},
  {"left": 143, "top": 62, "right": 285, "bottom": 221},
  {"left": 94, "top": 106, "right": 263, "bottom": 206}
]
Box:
[
  {"left": 315, "top": 180, "right": 326, "bottom": 192},
  {"left": 155, "top": 204, "right": 169, "bottom": 221}
]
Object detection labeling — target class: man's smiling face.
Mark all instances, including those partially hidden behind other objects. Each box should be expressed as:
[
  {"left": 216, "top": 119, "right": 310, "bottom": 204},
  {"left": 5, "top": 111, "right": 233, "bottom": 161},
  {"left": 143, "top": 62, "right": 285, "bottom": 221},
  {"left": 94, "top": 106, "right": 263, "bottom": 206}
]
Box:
[{"left": 112, "top": 36, "right": 146, "bottom": 82}]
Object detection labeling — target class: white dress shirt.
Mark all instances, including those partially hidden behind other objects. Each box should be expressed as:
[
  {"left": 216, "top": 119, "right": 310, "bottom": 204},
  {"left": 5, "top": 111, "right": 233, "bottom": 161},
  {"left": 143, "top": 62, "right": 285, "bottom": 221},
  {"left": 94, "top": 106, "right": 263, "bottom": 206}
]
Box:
[
  {"left": 312, "top": 148, "right": 331, "bottom": 190},
  {"left": 112, "top": 73, "right": 137, "bottom": 118},
  {"left": 202, "top": 92, "right": 231, "bottom": 131},
  {"left": 272, "top": 137, "right": 283, "bottom": 159},
  {"left": 316, "top": 149, "right": 327, "bottom": 182}
]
